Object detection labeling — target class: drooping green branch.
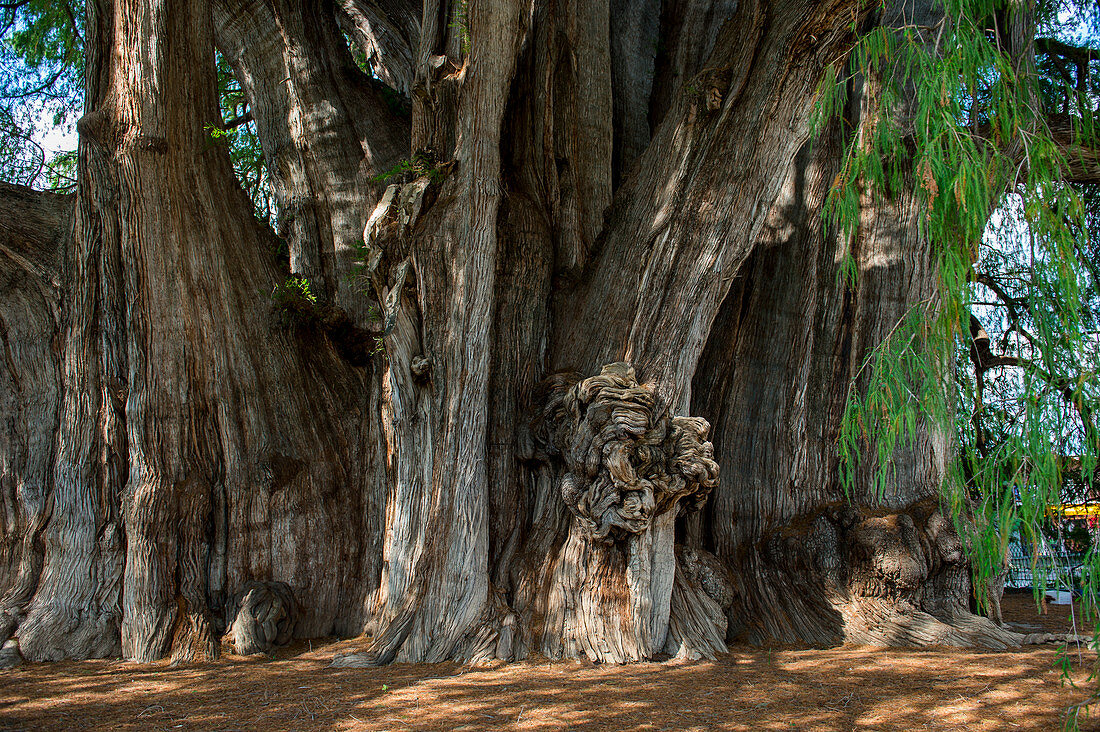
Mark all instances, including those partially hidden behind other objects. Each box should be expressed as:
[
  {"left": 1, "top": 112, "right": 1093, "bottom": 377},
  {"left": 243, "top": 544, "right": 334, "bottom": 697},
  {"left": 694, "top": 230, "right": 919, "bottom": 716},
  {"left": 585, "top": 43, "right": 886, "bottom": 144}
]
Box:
[{"left": 819, "top": 1, "right": 1100, "bottom": 660}]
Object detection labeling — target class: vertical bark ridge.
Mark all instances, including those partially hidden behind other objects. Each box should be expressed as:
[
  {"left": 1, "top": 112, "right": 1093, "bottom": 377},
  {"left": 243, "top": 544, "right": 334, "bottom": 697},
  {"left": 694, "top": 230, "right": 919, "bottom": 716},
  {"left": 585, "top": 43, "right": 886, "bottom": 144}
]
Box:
[
  {"left": 18, "top": 0, "right": 127, "bottom": 661},
  {"left": 19, "top": 0, "right": 387, "bottom": 663},
  {"left": 609, "top": 0, "right": 661, "bottom": 184},
  {"left": 648, "top": 0, "right": 751, "bottom": 131},
  {"left": 215, "top": 0, "right": 410, "bottom": 327},
  {"left": 486, "top": 0, "right": 622, "bottom": 605},
  {"left": 486, "top": 191, "right": 553, "bottom": 599},
  {"left": 0, "top": 185, "right": 69, "bottom": 646},
  {"left": 351, "top": 0, "right": 529, "bottom": 665},
  {"left": 552, "top": 0, "right": 854, "bottom": 410}
]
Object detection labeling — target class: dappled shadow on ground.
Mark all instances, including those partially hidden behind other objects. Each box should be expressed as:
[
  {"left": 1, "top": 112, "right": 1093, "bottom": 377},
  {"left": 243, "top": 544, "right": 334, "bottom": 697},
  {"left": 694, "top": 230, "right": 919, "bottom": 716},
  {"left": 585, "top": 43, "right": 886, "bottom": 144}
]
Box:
[
  {"left": 0, "top": 595, "right": 1097, "bottom": 731},
  {"left": 1001, "top": 588, "right": 1094, "bottom": 636}
]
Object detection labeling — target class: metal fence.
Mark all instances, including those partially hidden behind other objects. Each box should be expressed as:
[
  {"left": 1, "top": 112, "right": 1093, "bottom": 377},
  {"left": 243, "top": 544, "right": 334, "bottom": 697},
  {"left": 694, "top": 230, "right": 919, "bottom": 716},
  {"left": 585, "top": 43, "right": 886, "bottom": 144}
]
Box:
[{"left": 1006, "top": 539, "right": 1087, "bottom": 590}]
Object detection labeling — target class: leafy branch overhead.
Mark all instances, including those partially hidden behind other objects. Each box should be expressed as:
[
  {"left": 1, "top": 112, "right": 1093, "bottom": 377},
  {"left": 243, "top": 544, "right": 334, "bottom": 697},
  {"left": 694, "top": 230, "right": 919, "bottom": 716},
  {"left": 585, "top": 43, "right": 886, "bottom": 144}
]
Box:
[{"left": 821, "top": 0, "right": 1100, "bottom": 647}]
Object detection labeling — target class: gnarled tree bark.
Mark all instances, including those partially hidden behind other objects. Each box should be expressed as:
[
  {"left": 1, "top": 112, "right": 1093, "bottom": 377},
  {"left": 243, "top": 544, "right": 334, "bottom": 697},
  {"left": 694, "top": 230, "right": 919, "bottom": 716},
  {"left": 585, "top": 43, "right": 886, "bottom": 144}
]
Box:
[
  {"left": 0, "top": 0, "right": 1040, "bottom": 665},
  {"left": 12, "top": 0, "right": 389, "bottom": 664},
  {"left": 0, "top": 183, "right": 68, "bottom": 649}
]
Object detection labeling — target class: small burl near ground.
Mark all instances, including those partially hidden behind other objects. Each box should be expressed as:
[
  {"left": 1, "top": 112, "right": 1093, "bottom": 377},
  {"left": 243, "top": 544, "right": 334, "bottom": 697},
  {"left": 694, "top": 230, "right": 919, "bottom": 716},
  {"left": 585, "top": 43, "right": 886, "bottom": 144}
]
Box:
[{"left": 1, "top": 593, "right": 1098, "bottom": 732}]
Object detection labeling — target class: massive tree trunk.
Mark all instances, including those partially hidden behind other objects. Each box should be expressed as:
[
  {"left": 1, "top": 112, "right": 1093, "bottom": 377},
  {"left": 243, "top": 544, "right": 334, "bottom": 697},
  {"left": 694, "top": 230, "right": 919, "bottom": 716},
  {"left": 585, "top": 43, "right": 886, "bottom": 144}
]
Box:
[
  {"left": 0, "top": 184, "right": 68, "bottom": 647},
  {"left": 684, "top": 2, "right": 1019, "bottom": 649},
  {"left": 9, "top": 0, "right": 389, "bottom": 664},
  {"left": 0, "top": 0, "right": 1026, "bottom": 665}
]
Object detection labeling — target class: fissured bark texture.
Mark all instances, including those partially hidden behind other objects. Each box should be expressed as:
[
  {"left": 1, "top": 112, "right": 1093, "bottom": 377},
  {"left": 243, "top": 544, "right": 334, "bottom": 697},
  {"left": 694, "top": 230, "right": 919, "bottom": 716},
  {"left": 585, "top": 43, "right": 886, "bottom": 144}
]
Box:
[{"left": 0, "top": 0, "right": 1020, "bottom": 665}]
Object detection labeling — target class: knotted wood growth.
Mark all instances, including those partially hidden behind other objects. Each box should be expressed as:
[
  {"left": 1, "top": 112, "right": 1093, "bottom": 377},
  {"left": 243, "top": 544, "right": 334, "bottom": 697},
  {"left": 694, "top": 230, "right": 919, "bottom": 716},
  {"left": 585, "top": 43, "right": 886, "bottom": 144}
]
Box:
[
  {"left": 531, "top": 363, "right": 726, "bottom": 662},
  {"left": 222, "top": 581, "right": 298, "bottom": 655},
  {"left": 538, "top": 363, "right": 718, "bottom": 542}
]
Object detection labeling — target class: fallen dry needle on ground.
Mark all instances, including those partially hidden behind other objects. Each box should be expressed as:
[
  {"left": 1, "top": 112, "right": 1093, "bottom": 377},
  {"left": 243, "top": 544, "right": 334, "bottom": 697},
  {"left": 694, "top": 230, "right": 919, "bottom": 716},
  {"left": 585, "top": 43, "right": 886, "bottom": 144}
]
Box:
[{"left": 1, "top": 593, "right": 1098, "bottom": 731}]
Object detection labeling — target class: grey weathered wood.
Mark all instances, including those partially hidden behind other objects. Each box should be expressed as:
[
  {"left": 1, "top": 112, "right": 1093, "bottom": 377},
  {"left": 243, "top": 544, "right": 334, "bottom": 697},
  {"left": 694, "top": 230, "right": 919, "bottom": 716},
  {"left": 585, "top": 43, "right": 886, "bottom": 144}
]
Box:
[
  {"left": 0, "top": 0, "right": 1046, "bottom": 665},
  {"left": 0, "top": 183, "right": 68, "bottom": 650},
  {"left": 223, "top": 580, "right": 297, "bottom": 655}
]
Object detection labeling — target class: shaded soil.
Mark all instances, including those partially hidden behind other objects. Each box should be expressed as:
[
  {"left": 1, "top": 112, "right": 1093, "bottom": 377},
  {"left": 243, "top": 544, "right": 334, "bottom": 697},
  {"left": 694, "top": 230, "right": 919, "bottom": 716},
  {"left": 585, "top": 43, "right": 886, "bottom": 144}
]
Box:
[
  {"left": 1, "top": 594, "right": 1098, "bottom": 731},
  {"left": 1001, "top": 588, "right": 1096, "bottom": 635}
]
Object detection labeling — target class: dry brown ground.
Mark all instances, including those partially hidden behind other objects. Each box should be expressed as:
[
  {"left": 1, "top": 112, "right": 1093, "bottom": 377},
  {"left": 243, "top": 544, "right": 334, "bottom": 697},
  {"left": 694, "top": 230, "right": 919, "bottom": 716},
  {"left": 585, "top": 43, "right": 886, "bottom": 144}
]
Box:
[{"left": 2, "top": 593, "right": 1099, "bottom": 732}]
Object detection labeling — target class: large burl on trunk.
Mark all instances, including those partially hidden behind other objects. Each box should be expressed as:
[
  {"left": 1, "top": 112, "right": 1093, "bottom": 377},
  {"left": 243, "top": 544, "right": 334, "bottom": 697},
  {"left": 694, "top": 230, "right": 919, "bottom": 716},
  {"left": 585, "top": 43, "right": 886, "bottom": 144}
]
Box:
[{"left": 0, "top": 0, "right": 1021, "bottom": 665}]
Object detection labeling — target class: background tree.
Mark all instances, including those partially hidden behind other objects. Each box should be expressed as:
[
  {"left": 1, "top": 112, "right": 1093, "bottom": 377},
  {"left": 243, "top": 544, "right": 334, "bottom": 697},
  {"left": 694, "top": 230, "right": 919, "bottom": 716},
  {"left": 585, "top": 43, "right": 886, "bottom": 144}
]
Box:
[
  {"left": 0, "top": 0, "right": 81, "bottom": 189},
  {"left": 0, "top": 0, "right": 1096, "bottom": 667}
]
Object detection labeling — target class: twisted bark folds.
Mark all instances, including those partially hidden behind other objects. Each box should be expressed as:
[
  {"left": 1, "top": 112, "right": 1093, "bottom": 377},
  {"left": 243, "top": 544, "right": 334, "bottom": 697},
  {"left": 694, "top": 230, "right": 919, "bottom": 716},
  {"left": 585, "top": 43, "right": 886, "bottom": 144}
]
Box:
[{"left": 0, "top": 0, "right": 1033, "bottom": 665}]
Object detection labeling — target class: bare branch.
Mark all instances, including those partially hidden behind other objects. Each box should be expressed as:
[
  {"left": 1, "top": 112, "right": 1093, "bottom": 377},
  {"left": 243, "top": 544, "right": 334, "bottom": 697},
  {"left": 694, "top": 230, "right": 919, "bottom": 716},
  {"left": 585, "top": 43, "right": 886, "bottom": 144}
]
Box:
[
  {"left": 2, "top": 67, "right": 65, "bottom": 99},
  {"left": 221, "top": 110, "right": 253, "bottom": 130},
  {"left": 337, "top": 0, "right": 420, "bottom": 96},
  {"left": 968, "top": 311, "right": 1098, "bottom": 451}
]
